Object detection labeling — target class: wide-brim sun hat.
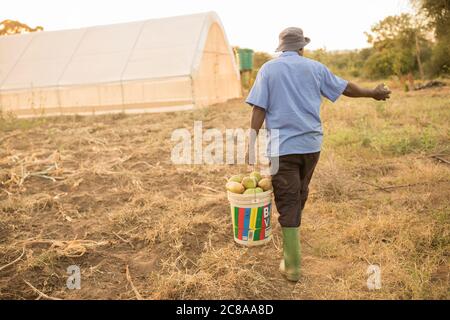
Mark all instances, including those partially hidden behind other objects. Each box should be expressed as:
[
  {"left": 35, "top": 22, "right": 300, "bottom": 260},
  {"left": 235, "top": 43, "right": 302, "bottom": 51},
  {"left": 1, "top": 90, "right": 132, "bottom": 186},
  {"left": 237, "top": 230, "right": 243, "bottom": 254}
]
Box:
[{"left": 276, "top": 27, "right": 311, "bottom": 52}]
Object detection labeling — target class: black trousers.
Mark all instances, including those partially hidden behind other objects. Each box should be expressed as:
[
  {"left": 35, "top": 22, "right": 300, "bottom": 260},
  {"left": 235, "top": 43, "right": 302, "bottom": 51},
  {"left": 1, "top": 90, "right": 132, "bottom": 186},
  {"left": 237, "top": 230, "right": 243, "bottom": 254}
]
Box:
[{"left": 270, "top": 153, "right": 320, "bottom": 228}]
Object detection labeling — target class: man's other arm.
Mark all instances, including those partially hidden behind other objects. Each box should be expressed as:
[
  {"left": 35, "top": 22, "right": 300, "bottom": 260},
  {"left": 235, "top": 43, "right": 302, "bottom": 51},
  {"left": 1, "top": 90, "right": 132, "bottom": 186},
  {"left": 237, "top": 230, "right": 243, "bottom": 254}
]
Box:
[
  {"left": 246, "top": 106, "right": 266, "bottom": 165},
  {"left": 343, "top": 82, "right": 391, "bottom": 101},
  {"left": 250, "top": 105, "right": 266, "bottom": 134}
]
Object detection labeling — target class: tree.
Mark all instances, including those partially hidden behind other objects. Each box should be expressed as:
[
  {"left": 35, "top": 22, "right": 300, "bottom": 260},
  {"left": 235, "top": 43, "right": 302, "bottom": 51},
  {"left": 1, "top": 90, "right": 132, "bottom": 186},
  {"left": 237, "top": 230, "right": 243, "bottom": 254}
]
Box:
[
  {"left": 412, "top": 0, "right": 450, "bottom": 75},
  {"left": 247, "top": 51, "right": 273, "bottom": 90},
  {"left": 364, "top": 50, "right": 395, "bottom": 79},
  {"left": 0, "top": 19, "right": 43, "bottom": 36},
  {"left": 365, "top": 14, "right": 431, "bottom": 84},
  {"left": 253, "top": 51, "right": 272, "bottom": 70},
  {"left": 413, "top": 0, "right": 450, "bottom": 38},
  {"left": 306, "top": 48, "right": 373, "bottom": 79}
]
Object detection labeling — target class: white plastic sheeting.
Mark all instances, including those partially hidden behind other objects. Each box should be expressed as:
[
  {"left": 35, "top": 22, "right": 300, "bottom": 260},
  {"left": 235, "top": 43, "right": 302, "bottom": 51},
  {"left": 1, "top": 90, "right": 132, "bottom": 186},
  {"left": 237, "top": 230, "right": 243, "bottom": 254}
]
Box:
[{"left": 0, "top": 12, "right": 241, "bottom": 117}]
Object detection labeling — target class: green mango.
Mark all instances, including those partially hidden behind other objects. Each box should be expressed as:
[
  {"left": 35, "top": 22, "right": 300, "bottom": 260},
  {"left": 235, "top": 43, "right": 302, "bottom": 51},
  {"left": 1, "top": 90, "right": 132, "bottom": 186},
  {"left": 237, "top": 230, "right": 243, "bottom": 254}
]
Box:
[
  {"left": 228, "top": 174, "right": 244, "bottom": 183},
  {"left": 258, "top": 178, "right": 272, "bottom": 191},
  {"left": 250, "top": 171, "right": 262, "bottom": 183},
  {"left": 226, "top": 181, "right": 245, "bottom": 194},
  {"left": 242, "top": 176, "right": 258, "bottom": 189}
]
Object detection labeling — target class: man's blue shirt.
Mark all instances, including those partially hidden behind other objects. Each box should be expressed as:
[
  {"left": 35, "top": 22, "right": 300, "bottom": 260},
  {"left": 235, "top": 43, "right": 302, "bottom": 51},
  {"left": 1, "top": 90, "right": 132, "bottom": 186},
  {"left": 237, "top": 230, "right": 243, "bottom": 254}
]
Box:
[{"left": 246, "top": 51, "right": 348, "bottom": 157}]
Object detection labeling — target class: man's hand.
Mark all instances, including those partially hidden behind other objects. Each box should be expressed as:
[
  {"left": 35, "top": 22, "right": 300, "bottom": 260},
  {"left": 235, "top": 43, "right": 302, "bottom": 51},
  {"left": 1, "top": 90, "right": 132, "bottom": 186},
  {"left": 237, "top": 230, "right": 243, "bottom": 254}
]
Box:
[
  {"left": 245, "top": 147, "right": 258, "bottom": 174},
  {"left": 372, "top": 84, "right": 391, "bottom": 101},
  {"left": 245, "top": 139, "right": 257, "bottom": 166},
  {"left": 245, "top": 148, "right": 251, "bottom": 166}
]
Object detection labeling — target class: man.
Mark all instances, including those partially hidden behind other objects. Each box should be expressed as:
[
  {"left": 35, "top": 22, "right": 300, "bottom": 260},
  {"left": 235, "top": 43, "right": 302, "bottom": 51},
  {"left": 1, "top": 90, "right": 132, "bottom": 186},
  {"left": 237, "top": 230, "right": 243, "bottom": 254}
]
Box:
[{"left": 246, "top": 27, "right": 391, "bottom": 282}]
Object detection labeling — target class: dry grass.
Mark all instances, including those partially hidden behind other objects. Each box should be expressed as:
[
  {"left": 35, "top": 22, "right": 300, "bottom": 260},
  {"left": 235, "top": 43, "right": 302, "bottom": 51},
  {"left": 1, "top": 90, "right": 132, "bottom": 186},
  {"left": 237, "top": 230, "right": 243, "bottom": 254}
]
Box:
[{"left": 0, "top": 82, "right": 449, "bottom": 300}]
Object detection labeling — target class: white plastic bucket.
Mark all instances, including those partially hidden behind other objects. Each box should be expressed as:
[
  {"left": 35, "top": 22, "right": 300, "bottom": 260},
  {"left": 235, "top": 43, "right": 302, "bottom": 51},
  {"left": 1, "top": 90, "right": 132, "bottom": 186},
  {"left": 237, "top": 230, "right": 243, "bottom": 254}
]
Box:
[{"left": 227, "top": 191, "right": 273, "bottom": 247}]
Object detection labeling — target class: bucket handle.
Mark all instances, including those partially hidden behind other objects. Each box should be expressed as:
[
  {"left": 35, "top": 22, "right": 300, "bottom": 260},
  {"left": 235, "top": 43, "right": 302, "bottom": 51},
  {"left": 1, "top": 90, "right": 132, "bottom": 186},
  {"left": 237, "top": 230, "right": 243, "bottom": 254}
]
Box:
[{"left": 250, "top": 193, "right": 260, "bottom": 204}]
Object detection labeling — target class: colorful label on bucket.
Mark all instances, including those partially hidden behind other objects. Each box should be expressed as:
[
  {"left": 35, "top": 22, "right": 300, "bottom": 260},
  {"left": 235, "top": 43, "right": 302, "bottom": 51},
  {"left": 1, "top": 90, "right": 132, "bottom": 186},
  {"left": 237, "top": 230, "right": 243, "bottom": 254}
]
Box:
[{"left": 231, "top": 204, "right": 272, "bottom": 242}]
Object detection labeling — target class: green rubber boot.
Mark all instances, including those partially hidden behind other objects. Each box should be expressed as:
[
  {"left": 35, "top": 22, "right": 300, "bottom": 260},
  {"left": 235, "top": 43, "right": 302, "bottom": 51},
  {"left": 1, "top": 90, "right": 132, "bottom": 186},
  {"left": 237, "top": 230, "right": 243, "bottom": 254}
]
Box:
[{"left": 279, "top": 227, "right": 301, "bottom": 282}]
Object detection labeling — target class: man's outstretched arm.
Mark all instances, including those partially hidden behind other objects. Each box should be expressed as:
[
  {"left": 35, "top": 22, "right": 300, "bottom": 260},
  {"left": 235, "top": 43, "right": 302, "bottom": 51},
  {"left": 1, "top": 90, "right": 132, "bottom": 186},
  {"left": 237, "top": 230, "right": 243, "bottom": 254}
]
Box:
[{"left": 343, "top": 82, "right": 391, "bottom": 101}]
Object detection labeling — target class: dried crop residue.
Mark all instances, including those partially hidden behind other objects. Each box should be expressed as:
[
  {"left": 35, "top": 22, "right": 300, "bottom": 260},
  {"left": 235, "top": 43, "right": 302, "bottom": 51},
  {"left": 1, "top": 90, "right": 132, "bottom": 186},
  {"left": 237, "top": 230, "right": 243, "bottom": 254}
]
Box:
[{"left": 0, "top": 85, "right": 449, "bottom": 299}]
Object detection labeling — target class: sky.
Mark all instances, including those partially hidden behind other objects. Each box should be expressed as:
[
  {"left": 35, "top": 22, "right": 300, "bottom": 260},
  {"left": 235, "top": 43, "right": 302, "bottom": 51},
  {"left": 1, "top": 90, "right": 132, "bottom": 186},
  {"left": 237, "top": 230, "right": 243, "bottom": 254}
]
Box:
[{"left": 2, "top": 0, "right": 414, "bottom": 52}]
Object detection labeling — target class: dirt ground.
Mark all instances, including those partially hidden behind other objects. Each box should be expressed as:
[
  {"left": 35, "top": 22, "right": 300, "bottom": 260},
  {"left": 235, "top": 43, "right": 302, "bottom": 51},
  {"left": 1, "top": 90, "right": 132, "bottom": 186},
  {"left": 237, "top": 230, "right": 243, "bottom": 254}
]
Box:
[{"left": 0, "top": 84, "right": 449, "bottom": 300}]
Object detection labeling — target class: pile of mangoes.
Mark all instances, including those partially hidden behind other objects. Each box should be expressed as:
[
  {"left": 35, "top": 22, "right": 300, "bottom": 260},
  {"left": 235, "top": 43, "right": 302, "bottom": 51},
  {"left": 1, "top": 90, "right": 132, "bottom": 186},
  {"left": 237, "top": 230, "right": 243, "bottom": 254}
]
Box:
[{"left": 226, "top": 172, "right": 272, "bottom": 195}]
